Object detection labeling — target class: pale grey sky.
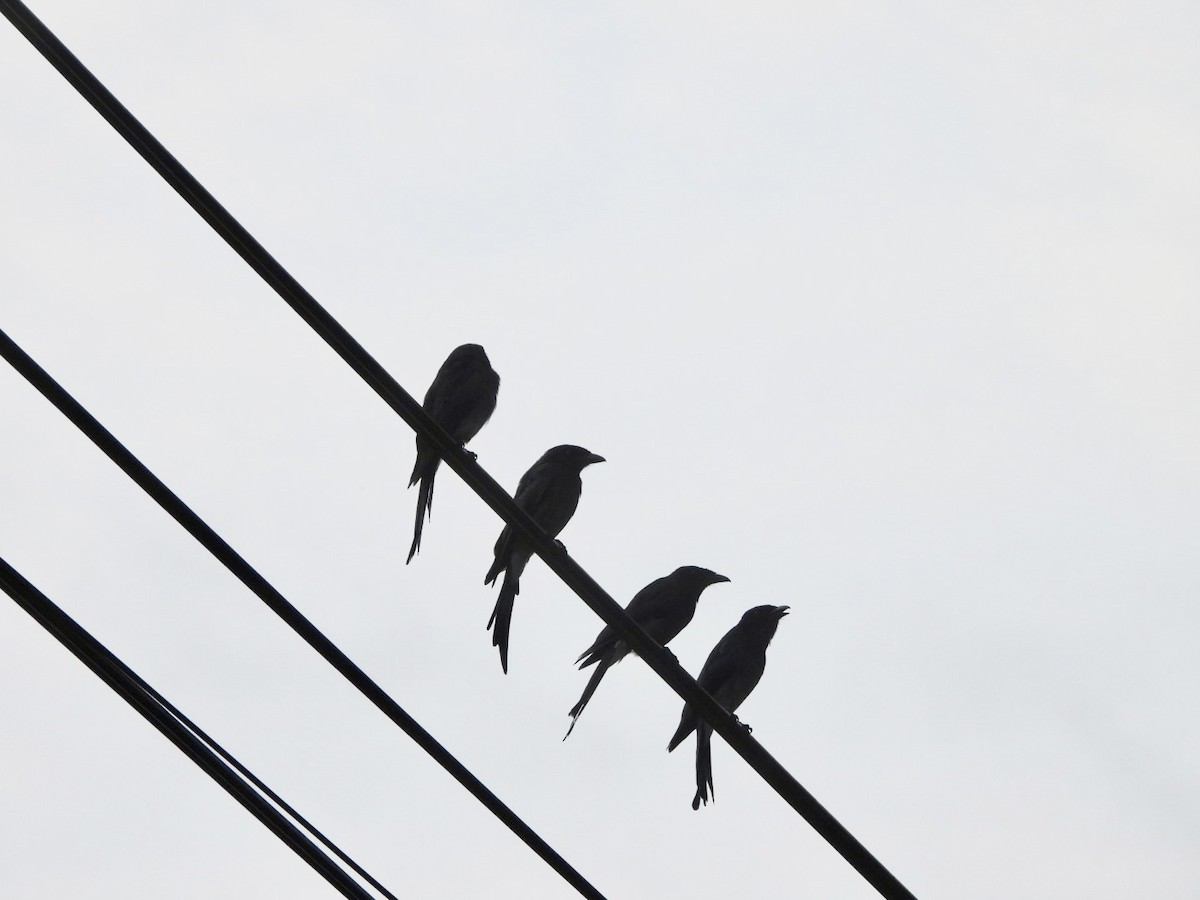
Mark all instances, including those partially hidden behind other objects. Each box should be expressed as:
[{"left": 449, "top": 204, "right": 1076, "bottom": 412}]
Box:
[{"left": 2, "top": 2, "right": 1198, "bottom": 897}]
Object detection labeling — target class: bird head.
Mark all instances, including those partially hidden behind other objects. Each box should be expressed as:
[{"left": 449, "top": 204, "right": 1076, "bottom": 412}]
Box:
[
  {"left": 672, "top": 566, "right": 731, "bottom": 589},
  {"left": 541, "top": 444, "right": 606, "bottom": 470},
  {"left": 738, "top": 604, "right": 789, "bottom": 643},
  {"left": 445, "top": 343, "right": 491, "bottom": 365}
]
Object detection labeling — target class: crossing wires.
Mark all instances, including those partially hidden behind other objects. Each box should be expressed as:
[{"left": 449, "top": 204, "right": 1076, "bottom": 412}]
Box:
[{"left": 0, "top": 556, "right": 391, "bottom": 900}]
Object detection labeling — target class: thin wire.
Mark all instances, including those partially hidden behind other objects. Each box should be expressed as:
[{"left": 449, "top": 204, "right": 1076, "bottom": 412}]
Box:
[
  {"left": 113, "top": 640, "right": 402, "bottom": 900},
  {"left": 0, "top": 4, "right": 920, "bottom": 898},
  {"left": 0, "top": 555, "right": 383, "bottom": 900},
  {"left": 0, "top": 326, "right": 609, "bottom": 900}
]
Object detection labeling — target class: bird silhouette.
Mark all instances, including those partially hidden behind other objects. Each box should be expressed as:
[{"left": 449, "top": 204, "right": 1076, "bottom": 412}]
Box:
[
  {"left": 406, "top": 344, "right": 499, "bottom": 563},
  {"left": 564, "top": 566, "right": 730, "bottom": 738},
  {"left": 485, "top": 444, "right": 605, "bottom": 673},
  {"left": 667, "top": 604, "right": 789, "bottom": 809}
]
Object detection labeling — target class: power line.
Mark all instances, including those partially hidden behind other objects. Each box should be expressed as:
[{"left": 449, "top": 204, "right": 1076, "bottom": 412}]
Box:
[
  {"left": 0, "top": 555, "right": 386, "bottom": 900},
  {"left": 102, "top": 626, "right": 403, "bottom": 900},
  {"left": 0, "top": 326, "right": 609, "bottom": 900},
  {"left": 1, "top": 4, "right": 920, "bottom": 898}
]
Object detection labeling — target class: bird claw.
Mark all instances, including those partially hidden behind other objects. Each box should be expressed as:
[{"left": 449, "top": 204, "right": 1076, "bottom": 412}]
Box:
[
  {"left": 733, "top": 715, "right": 752, "bottom": 734},
  {"left": 554, "top": 539, "right": 568, "bottom": 553},
  {"left": 463, "top": 448, "right": 479, "bottom": 461}
]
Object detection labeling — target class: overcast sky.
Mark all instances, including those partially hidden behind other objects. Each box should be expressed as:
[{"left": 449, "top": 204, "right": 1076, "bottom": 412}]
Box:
[{"left": 2, "top": 2, "right": 1198, "bottom": 898}]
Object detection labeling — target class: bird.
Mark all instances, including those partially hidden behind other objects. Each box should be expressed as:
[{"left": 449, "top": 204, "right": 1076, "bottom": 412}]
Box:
[
  {"left": 406, "top": 344, "right": 500, "bottom": 564},
  {"left": 667, "top": 604, "right": 789, "bottom": 810},
  {"left": 564, "top": 566, "right": 730, "bottom": 739},
  {"left": 485, "top": 444, "right": 605, "bottom": 673}
]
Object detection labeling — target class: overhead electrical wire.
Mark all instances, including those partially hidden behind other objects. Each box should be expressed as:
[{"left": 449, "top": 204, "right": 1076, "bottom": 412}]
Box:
[
  {"left": 92, "top": 616, "right": 403, "bottom": 900},
  {"left": 0, "top": 555, "right": 387, "bottom": 900},
  {"left": 0, "top": 3, "right": 920, "bottom": 899}
]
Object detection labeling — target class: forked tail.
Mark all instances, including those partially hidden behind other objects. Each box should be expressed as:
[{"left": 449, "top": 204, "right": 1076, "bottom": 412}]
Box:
[
  {"left": 406, "top": 466, "right": 437, "bottom": 564},
  {"left": 692, "top": 725, "right": 714, "bottom": 810}
]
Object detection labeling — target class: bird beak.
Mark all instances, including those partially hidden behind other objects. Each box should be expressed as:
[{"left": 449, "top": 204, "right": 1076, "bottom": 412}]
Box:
[
  {"left": 584, "top": 453, "right": 606, "bottom": 466},
  {"left": 775, "top": 606, "right": 790, "bottom": 617},
  {"left": 710, "top": 573, "right": 731, "bottom": 584}
]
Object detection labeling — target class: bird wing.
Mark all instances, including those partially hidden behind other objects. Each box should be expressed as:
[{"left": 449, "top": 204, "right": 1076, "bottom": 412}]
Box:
[
  {"left": 629, "top": 576, "right": 698, "bottom": 645},
  {"left": 424, "top": 354, "right": 498, "bottom": 444},
  {"left": 518, "top": 467, "right": 582, "bottom": 538},
  {"left": 697, "top": 629, "right": 767, "bottom": 716},
  {"left": 577, "top": 573, "right": 675, "bottom": 666},
  {"left": 485, "top": 463, "right": 563, "bottom": 585}
]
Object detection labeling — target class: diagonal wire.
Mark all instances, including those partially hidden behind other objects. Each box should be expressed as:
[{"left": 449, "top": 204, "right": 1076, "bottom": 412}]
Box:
[
  {"left": 0, "top": 555, "right": 384, "bottom": 900},
  {"left": 111, "top": 634, "right": 402, "bottom": 900},
  {"left": 0, "top": 4, "right": 920, "bottom": 898},
  {"left": 0, "top": 326, "right": 609, "bottom": 900}
]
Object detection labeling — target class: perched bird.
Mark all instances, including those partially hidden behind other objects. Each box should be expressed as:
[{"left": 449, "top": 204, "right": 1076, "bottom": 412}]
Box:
[
  {"left": 485, "top": 445, "right": 605, "bottom": 673},
  {"left": 564, "top": 566, "right": 730, "bottom": 739},
  {"left": 406, "top": 344, "right": 500, "bottom": 564},
  {"left": 667, "top": 604, "right": 789, "bottom": 810}
]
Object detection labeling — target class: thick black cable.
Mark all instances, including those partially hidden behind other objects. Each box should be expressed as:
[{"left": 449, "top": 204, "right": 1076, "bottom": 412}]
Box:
[
  {"left": 0, "top": 555, "right": 382, "bottom": 900},
  {"left": 0, "top": 326, "right": 608, "bottom": 900},
  {"left": 1, "top": 5, "right": 919, "bottom": 898}
]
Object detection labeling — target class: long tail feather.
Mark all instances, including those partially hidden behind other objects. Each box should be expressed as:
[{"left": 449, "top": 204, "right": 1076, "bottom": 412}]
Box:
[
  {"left": 487, "top": 572, "right": 518, "bottom": 673},
  {"left": 406, "top": 467, "right": 437, "bottom": 564},
  {"left": 667, "top": 710, "right": 696, "bottom": 752},
  {"left": 563, "top": 657, "right": 614, "bottom": 739}
]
